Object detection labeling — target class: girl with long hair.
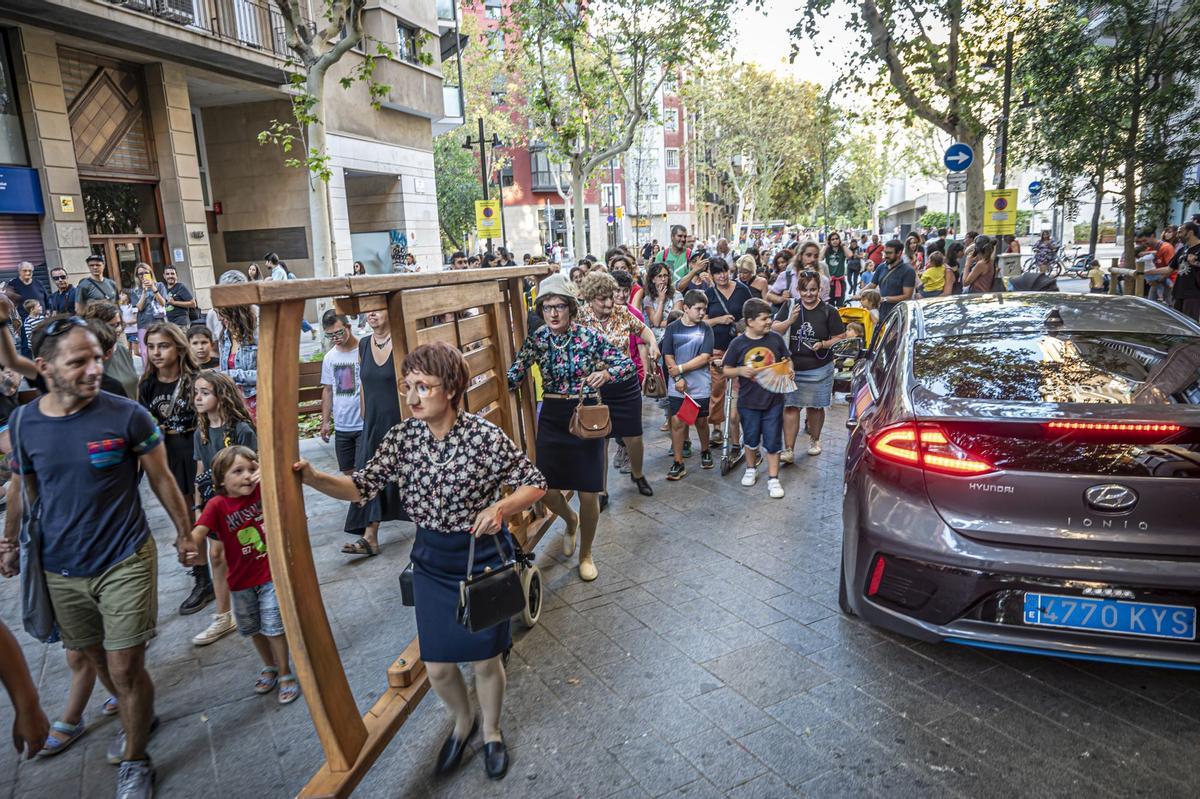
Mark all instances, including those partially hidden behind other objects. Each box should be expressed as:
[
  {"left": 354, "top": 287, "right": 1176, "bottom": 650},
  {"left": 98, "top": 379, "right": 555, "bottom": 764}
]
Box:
[
  {"left": 215, "top": 304, "right": 259, "bottom": 419},
  {"left": 246, "top": 263, "right": 263, "bottom": 281},
  {"left": 139, "top": 322, "right": 209, "bottom": 614},
  {"left": 820, "top": 232, "right": 850, "bottom": 307},
  {"left": 190, "top": 370, "right": 258, "bottom": 646}
]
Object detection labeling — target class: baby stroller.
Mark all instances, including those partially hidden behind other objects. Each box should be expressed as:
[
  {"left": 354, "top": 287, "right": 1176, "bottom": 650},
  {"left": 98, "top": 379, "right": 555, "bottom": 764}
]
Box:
[{"left": 833, "top": 306, "right": 875, "bottom": 394}]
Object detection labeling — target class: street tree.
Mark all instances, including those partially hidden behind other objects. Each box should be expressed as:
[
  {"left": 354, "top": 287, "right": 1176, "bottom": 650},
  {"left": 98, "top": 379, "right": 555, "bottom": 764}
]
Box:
[
  {"left": 793, "top": 0, "right": 1016, "bottom": 232},
  {"left": 682, "top": 63, "right": 826, "bottom": 238},
  {"left": 505, "top": 0, "right": 738, "bottom": 258},
  {"left": 1013, "top": 0, "right": 1200, "bottom": 265},
  {"left": 261, "top": 1, "right": 406, "bottom": 279},
  {"left": 435, "top": 12, "right": 526, "bottom": 253}
]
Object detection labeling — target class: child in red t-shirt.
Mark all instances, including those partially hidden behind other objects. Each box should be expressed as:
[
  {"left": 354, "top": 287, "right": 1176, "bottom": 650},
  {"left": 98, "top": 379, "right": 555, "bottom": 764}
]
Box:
[{"left": 187, "top": 445, "right": 300, "bottom": 704}]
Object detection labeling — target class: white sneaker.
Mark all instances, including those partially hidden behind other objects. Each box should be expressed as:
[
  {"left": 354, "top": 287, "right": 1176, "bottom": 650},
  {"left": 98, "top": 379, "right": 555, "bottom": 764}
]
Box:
[
  {"left": 807, "top": 440, "right": 822, "bottom": 456},
  {"left": 768, "top": 478, "right": 785, "bottom": 499},
  {"left": 192, "top": 611, "right": 236, "bottom": 646},
  {"left": 780, "top": 448, "right": 794, "bottom": 464},
  {"left": 741, "top": 467, "right": 758, "bottom": 487},
  {"left": 579, "top": 556, "right": 598, "bottom": 582}
]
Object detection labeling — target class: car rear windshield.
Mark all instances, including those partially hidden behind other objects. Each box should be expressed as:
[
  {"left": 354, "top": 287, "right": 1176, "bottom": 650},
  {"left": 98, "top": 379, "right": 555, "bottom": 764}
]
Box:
[{"left": 913, "top": 333, "right": 1200, "bottom": 404}]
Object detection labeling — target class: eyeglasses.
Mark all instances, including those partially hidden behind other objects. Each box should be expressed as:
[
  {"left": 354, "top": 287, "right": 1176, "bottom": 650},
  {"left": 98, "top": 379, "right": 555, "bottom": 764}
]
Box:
[
  {"left": 324, "top": 328, "right": 348, "bottom": 340},
  {"left": 542, "top": 302, "right": 570, "bottom": 314},
  {"left": 52, "top": 275, "right": 68, "bottom": 281},
  {"left": 401, "top": 380, "right": 443, "bottom": 398}
]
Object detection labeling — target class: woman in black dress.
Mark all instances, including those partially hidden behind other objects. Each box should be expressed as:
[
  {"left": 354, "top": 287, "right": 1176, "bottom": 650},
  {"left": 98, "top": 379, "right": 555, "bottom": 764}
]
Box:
[
  {"left": 506, "top": 274, "right": 634, "bottom": 582},
  {"left": 295, "top": 343, "right": 545, "bottom": 781},
  {"left": 342, "top": 307, "right": 405, "bottom": 556}
]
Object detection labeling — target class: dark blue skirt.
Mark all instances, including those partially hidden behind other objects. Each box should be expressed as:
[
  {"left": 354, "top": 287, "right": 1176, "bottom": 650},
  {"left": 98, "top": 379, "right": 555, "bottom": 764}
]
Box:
[{"left": 410, "top": 526, "right": 513, "bottom": 663}]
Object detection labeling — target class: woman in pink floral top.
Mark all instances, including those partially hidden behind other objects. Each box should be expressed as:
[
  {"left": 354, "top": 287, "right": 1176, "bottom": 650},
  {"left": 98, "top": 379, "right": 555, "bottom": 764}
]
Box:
[{"left": 578, "top": 271, "right": 658, "bottom": 499}]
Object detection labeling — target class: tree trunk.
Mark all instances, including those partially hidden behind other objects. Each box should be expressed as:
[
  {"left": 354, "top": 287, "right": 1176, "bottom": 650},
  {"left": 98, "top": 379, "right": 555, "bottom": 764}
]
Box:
[
  {"left": 306, "top": 73, "right": 334, "bottom": 282},
  {"left": 733, "top": 186, "right": 746, "bottom": 245},
  {"left": 959, "top": 130, "right": 983, "bottom": 234},
  {"left": 1124, "top": 153, "right": 1139, "bottom": 294},
  {"left": 1088, "top": 167, "right": 1105, "bottom": 258},
  {"left": 571, "top": 163, "right": 587, "bottom": 262}
]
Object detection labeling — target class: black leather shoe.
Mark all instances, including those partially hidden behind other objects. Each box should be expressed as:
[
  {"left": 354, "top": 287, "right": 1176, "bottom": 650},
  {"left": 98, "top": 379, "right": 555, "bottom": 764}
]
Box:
[
  {"left": 632, "top": 475, "right": 653, "bottom": 496},
  {"left": 483, "top": 739, "right": 509, "bottom": 780},
  {"left": 433, "top": 718, "right": 477, "bottom": 777},
  {"left": 179, "top": 573, "right": 213, "bottom": 616}
]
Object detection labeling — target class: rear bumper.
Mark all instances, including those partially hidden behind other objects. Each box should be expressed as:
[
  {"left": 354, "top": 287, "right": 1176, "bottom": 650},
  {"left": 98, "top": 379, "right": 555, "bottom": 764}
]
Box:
[{"left": 844, "top": 495, "right": 1200, "bottom": 667}]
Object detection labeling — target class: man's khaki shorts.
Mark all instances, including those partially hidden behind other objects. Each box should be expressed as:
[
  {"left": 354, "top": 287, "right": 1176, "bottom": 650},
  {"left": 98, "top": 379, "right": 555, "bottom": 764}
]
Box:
[{"left": 45, "top": 535, "right": 158, "bottom": 651}]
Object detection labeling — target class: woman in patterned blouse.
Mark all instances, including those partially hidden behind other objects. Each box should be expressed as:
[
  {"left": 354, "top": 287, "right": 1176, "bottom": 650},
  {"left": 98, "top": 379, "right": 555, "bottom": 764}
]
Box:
[
  {"left": 295, "top": 342, "right": 545, "bottom": 782},
  {"left": 578, "top": 270, "right": 658, "bottom": 498},
  {"left": 506, "top": 273, "right": 634, "bottom": 582}
]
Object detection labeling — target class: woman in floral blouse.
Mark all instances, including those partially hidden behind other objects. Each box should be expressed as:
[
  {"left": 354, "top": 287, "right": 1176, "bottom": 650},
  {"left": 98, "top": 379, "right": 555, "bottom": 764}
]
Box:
[
  {"left": 578, "top": 270, "right": 658, "bottom": 498},
  {"left": 506, "top": 273, "right": 634, "bottom": 582},
  {"left": 295, "top": 342, "right": 545, "bottom": 782}
]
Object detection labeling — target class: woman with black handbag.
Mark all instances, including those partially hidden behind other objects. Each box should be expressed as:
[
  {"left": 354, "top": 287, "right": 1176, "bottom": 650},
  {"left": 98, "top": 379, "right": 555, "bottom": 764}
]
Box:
[
  {"left": 294, "top": 343, "right": 545, "bottom": 781},
  {"left": 506, "top": 273, "right": 635, "bottom": 582}
]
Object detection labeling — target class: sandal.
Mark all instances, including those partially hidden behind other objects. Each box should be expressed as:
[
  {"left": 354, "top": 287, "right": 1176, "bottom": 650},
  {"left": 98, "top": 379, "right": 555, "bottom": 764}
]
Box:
[
  {"left": 102, "top": 696, "right": 119, "bottom": 716},
  {"left": 39, "top": 720, "right": 86, "bottom": 757},
  {"left": 340, "top": 537, "right": 379, "bottom": 557},
  {"left": 278, "top": 675, "right": 301, "bottom": 705},
  {"left": 254, "top": 667, "right": 279, "bottom": 695}
]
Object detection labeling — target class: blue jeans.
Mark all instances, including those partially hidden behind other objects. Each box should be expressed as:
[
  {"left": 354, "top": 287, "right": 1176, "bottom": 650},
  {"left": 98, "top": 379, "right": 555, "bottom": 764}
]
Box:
[
  {"left": 232, "top": 581, "right": 284, "bottom": 637},
  {"left": 739, "top": 403, "right": 783, "bottom": 454}
]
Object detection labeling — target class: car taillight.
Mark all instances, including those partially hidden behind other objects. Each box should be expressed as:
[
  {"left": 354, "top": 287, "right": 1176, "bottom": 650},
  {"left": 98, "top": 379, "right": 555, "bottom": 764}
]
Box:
[
  {"left": 1046, "top": 421, "right": 1183, "bottom": 436},
  {"left": 868, "top": 422, "right": 996, "bottom": 476}
]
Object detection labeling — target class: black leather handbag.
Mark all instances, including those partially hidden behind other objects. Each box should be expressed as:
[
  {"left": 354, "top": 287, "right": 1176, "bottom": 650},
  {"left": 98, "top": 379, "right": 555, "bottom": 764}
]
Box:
[
  {"left": 399, "top": 562, "right": 415, "bottom": 606},
  {"left": 456, "top": 533, "right": 525, "bottom": 633}
]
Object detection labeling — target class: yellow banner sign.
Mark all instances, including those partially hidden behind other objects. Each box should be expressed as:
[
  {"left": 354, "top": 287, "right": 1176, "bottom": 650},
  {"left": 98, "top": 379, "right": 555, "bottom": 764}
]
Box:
[
  {"left": 982, "top": 189, "right": 1018, "bottom": 236},
  {"left": 475, "top": 199, "right": 501, "bottom": 239}
]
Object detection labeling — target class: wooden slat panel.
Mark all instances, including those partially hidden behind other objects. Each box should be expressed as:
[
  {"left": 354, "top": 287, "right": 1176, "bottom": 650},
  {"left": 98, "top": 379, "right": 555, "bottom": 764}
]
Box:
[
  {"left": 457, "top": 314, "right": 491, "bottom": 346},
  {"left": 414, "top": 320, "right": 458, "bottom": 348},
  {"left": 481, "top": 404, "right": 503, "bottom": 426},
  {"left": 333, "top": 294, "right": 388, "bottom": 315},
  {"left": 257, "top": 301, "right": 367, "bottom": 773},
  {"left": 401, "top": 282, "right": 501, "bottom": 321},
  {"left": 464, "top": 344, "right": 496, "bottom": 379},
  {"left": 465, "top": 376, "right": 499, "bottom": 414}
]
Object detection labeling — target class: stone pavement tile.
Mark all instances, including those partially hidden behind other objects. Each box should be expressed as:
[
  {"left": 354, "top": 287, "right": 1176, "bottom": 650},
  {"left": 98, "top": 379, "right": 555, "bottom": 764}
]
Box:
[
  {"left": 551, "top": 736, "right": 639, "bottom": 798},
  {"left": 764, "top": 591, "right": 837, "bottom": 625},
  {"left": 556, "top": 576, "right": 638, "bottom": 606},
  {"left": 674, "top": 726, "right": 769, "bottom": 792},
  {"left": 707, "top": 621, "right": 770, "bottom": 653},
  {"left": 573, "top": 584, "right": 658, "bottom": 613},
  {"left": 699, "top": 593, "right": 786, "bottom": 629},
  {"left": 624, "top": 600, "right": 691, "bottom": 638},
  {"left": 204, "top": 697, "right": 288, "bottom": 796},
  {"left": 629, "top": 692, "right": 714, "bottom": 745},
  {"left": 144, "top": 714, "right": 225, "bottom": 799},
  {"left": 927, "top": 712, "right": 1117, "bottom": 799},
  {"left": 802, "top": 643, "right": 890, "bottom": 686},
  {"left": 865, "top": 639, "right": 953, "bottom": 684},
  {"left": 760, "top": 619, "right": 835, "bottom": 656},
  {"left": 902, "top": 639, "right": 999, "bottom": 677},
  {"left": 867, "top": 762, "right": 963, "bottom": 799},
  {"left": 699, "top": 562, "right": 790, "bottom": 602},
  {"left": 11, "top": 767, "right": 80, "bottom": 799},
  {"left": 803, "top": 614, "right": 890, "bottom": 650},
  {"left": 609, "top": 733, "right": 702, "bottom": 797},
  {"left": 538, "top": 605, "right": 601, "bottom": 642},
  {"left": 854, "top": 673, "right": 956, "bottom": 727},
  {"left": 725, "top": 772, "right": 802, "bottom": 799},
  {"left": 800, "top": 768, "right": 884, "bottom": 799},
  {"left": 673, "top": 596, "right": 742, "bottom": 632},
  {"left": 552, "top": 628, "right": 634, "bottom": 670},
  {"left": 578, "top": 601, "right": 646, "bottom": 636},
  {"left": 659, "top": 623, "right": 742, "bottom": 663},
  {"left": 639, "top": 576, "right": 703, "bottom": 608},
  {"left": 702, "top": 640, "right": 833, "bottom": 708},
  {"left": 654, "top": 778, "right": 725, "bottom": 799},
  {"left": 794, "top": 720, "right": 893, "bottom": 781},
  {"left": 608, "top": 626, "right": 686, "bottom": 666},
  {"left": 688, "top": 687, "right": 775, "bottom": 740},
  {"left": 736, "top": 724, "right": 837, "bottom": 790}
]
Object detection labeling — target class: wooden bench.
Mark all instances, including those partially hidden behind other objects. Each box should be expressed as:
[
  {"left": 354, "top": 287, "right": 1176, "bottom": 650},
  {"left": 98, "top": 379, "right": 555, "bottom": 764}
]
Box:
[{"left": 298, "top": 359, "right": 324, "bottom": 418}]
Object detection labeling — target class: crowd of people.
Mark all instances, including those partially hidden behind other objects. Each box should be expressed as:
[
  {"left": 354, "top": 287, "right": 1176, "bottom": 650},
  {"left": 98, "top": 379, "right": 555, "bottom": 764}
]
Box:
[{"left": 6, "top": 215, "right": 1197, "bottom": 798}]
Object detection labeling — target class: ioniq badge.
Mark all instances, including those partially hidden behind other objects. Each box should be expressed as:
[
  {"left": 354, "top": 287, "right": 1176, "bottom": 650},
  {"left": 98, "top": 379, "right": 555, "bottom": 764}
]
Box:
[{"left": 1085, "top": 484, "right": 1138, "bottom": 513}]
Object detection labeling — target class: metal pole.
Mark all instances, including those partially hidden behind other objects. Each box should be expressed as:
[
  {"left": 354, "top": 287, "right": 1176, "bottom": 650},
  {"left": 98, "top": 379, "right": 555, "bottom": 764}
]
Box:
[
  {"left": 477, "top": 117, "right": 492, "bottom": 256},
  {"left": 952, "top": 192, "right": 959, "bottom": 243},
  {"left": 997, "top": 31, "right": 1014, "bottom": 191},
  {"left": 492, "top": 141, "right": 508, "bottom": 255},
  {"left": 609, "top": 154, "right": 617, "bottom": 249}
]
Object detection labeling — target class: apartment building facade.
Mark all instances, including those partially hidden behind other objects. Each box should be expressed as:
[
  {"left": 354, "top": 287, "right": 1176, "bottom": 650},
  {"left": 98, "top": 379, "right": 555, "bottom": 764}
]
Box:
[{"left": 0, "top": 0, "right": 461, "bottom": 305}]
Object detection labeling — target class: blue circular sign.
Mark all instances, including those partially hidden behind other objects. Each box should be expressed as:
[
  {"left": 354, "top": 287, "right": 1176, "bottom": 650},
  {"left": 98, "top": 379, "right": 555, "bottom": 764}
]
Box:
[
  {"left": 944, "top": 143, "right": 975, "bottom": 173},
  {"left": 1028, "top": 180, "right": 1043, "bottom": 196}
]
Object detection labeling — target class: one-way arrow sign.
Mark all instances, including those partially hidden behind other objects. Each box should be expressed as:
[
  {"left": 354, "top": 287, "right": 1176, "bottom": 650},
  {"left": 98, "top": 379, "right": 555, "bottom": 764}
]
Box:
[{"left": 943, "top": 143, "right": 975, "bottom": 173}]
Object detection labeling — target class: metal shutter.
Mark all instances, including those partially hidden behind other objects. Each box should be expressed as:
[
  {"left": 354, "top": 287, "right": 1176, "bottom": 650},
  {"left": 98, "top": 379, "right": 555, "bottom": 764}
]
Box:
[{"left": 0, "top": 216, "right": 47, "bottom": 282}]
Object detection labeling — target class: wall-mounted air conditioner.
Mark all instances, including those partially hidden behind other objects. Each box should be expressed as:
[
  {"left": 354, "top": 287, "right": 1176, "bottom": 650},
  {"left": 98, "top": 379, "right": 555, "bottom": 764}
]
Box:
[
  {"left": 122, "top": 0, "right": 157, "bottom": 12},
  {"left": 156, "top": 0, "right": 195, "bottom": 24}
]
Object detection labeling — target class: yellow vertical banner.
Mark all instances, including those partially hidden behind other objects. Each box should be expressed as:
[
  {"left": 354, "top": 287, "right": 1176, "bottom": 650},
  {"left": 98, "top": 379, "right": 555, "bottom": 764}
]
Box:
[
  {"left": 475, "top": 199, "right": 501, "bottom": 239},
  {"left": 982, "top": 189, "right": 1018, "bottom": 236}
]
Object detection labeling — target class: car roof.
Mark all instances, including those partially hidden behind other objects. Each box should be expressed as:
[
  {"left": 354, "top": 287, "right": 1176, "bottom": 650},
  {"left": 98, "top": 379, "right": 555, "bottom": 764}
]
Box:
[{"left": 912, "top": 293, "right": 1200, "bottom": 339}]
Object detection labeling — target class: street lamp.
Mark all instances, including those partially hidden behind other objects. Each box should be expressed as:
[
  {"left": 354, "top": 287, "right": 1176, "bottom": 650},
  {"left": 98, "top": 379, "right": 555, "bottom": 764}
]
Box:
[{"left": 464, "top": 118, "right": 504, "bottom": 256}]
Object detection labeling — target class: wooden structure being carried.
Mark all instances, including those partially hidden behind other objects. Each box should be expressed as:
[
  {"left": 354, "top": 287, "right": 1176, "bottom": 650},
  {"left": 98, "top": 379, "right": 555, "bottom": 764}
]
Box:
[{"left": 210, "top": 266, "right": 552, "bottom": 798}]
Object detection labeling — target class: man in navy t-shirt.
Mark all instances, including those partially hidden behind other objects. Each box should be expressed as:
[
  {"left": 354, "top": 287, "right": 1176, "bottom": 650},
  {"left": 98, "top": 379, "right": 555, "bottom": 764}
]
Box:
[{"left": 2, "top": 314, "right": 192, "bottom": 798}]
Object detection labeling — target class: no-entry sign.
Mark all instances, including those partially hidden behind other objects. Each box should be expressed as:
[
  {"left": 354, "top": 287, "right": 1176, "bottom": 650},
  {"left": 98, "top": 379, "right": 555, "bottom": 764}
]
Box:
[{"left": 983, "top": 189, "right": 1018, "bottom": 235}]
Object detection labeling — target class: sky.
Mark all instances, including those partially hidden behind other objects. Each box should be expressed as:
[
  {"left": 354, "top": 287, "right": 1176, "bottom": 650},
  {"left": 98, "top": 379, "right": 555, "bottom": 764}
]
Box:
[{"left": 732, "top": 0, "right": 854, "bottom": 88}]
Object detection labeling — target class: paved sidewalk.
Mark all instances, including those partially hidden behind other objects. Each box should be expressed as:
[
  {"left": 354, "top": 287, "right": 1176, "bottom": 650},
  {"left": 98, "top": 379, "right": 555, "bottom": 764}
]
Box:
[{"left": 3, "top": 406, "right": 1200, "bottom": 798}]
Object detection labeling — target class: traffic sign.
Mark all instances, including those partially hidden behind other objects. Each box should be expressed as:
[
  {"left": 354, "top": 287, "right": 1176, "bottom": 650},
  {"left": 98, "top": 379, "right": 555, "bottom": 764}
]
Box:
[
  {"left": 946, "top": 172, "right": 968, "bottom": 193},
  {"left": 607, "top": 214, "right": 615, "bottom": 224},
  {"left": 982, "top": 188, "right": 1018, "bottom": 235},
  {"left": 475, "top": 199, "right": 501, "bottom": 239},
  {"left": 943, "top": 143, "right": 975, "bottom": 173},
  {"left": 1028, "top": 180, "right": 1043, "bottom": 196}
]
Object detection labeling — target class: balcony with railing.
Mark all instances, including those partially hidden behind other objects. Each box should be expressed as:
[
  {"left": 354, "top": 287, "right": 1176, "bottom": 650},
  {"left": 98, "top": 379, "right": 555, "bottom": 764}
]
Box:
[{"left": 115, "top": 0, "right": 300, "bottom": 59}]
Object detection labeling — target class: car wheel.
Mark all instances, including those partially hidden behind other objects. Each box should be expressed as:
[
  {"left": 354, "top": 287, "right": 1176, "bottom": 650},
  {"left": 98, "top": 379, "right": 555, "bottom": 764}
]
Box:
[
  {"left": 838, "top": 561, "right": 855, "bottom": 617},
  {"left": 521, "top": 565, "right": 543, "bottom": 627}
]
